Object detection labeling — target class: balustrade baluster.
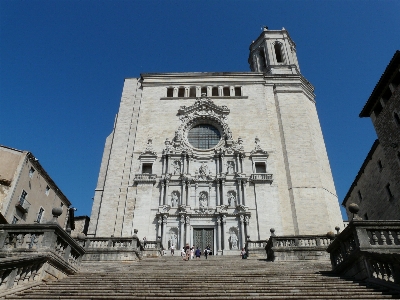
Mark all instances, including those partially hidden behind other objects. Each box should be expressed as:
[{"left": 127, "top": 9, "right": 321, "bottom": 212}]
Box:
[
  {"left": 380, "top": 231, "right": 387, "bottom": 245},
  {"left": 388, "top": 231, "right": 395, "bottom": 245},
  {"left": 371, "top": 231, "right": 378, "bottom": 245}
]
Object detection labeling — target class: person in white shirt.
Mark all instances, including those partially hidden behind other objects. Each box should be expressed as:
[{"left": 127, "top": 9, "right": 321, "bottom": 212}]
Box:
[{"left": 170, "top": 244, "right": 175, "bottom": 256}]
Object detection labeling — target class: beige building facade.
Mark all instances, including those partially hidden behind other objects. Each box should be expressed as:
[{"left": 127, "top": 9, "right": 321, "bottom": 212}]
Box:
[
  {"left": 89, "top": 28, "right": 343, "bottom": 254},
  {"left": 0, "top": 145, "right": 71, "bottom": 227}
]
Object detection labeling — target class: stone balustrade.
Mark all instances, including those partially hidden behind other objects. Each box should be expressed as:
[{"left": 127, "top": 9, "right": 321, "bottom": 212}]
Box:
[
  {"left": 142, "top": 240, "right": 163, "bottom": 257},
  {"left": 0, "top": 223, "right": 85, "bottom": 296},
  {"left": 249, "top": 173, "right": 273, "bottom": 183},
  {"left": 327, "top": 220, "right": 400, "bottom": 289},
  {"left": 245, "top": 240, "right": 267, "bottom": 257},
  {"left": 266, "top": 233, "right": 331, "bottom": 261},
  {"left": 79, "top": 236, "right": 144, "bottom": 261},
  {"left": 133, "top": 174, "right": 157, "bottom": 183}
]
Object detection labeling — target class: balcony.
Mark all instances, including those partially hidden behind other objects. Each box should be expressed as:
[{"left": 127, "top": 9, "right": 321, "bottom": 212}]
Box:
[
  {"left": 15, "top": 197, "right": 31, "bottom": 214},
  {"left": 250, "top": 173, "right": 273, "bottom": 183},
  {"left": 133, "top": 174, "right": 157, "bottom": 184}
]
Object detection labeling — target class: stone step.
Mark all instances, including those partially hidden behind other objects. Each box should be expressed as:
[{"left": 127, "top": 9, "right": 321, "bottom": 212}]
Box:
[{"left": 5, "top": 257, "right": 400, "bottom": 299}]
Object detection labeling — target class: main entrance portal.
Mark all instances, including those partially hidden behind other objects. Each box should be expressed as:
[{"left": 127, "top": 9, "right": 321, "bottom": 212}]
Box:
[{"left": 193, "top": 229, "right": 214, "bottom": 252}]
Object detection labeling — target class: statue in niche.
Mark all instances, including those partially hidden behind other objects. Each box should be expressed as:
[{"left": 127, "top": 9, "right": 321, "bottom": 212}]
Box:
[
  {"left": 172, "top": 160, "right": 181, "bottom": 175},
  {"left": 199, "top": 162, "right": 208, "bottom": 178},
  {"left": 227, "top": 191, "right": 236, "bottom": 206},
  {"left": 229, "top": 232, "right": 239, "bottom": 250},
  {"left": 169, "top": 232, "right": 177, "bottom": 248},
  {"left": 171, "top": 191, "right": 179, "bottom": 207},
  {"left": 164, "top": 138, "right": 172, "bottom": 153},
  {"left": 227, "top": 161, "right": 235, "bottom": 174},
  {"left": 199, "top": 191, "right": 208, "bottom": 208}
]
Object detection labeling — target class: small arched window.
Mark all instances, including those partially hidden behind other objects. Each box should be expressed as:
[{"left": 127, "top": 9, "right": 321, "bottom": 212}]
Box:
[
  {"left": 259, "top": 49, "right": 267, "bottom": 69},
  {"left": 394, "top": 112, "right": 400, "bottom": 126},
  {"left": 274, "top": 43, "right": 284, "bottom": 63}
]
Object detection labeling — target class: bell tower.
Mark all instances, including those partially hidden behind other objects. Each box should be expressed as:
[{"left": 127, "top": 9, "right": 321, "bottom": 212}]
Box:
[{"left": 248, "top": 27, "right": 300, "bottom": 74}]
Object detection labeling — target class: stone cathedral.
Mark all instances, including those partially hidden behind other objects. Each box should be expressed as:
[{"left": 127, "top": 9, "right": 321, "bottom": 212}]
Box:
[{"left": 88, "top": 28, "right": 343, "bottom": 255}]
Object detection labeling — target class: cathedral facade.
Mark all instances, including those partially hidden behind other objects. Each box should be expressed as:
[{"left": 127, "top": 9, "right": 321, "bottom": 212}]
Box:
[{"left": 88, "top": 28, "right": 343, "bottom": 254}]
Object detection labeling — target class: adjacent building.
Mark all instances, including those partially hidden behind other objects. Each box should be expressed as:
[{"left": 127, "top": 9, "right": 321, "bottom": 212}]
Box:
[
  {"left": 88, "top": 28, "right": 343, "bottom": 254},
  {"left": 343, "top": 51, "right": 400, "bottom": 220},
  {"left": 0, "top": 145, "right": 71, "bottom": 227}
]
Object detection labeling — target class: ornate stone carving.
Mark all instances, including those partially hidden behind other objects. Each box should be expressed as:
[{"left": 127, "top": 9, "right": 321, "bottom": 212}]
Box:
[
  {"left": 165, "top": 96, "right": 234, "bottom": 154},
  {"left": 185, "top": 216, "right": 190, "bottom": 225},
  {"left": 250, "top": 137, "right": 269, "bottom": 156},
  {"left": 199, "top": 191, "right": 208, "bottom": 208},
  {"left": 171, "top": 191, "right": 180, "bottom": 207},
  {"left": 227, "top": 161, "right": 235, "bottom": 174},
  {"left": 162, "top": 215, "right": 168, "bottom": 224},
  {"left": 229, "top": 229, "right": 239, "bottom": 250},
  {"left": 141, "top": 138, "right": 157, "bottom": 156},
  {"left": 172, "top": 160, "right": 181, "bottom": 175},
  {"left": 227, "top": 191, "right": 236, "bottom": 206}
]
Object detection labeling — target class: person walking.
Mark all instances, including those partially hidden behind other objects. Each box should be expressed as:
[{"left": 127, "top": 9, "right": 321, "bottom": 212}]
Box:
[
  {"left": 170, "top": 244, "right": 175, "bottom": 256},
  {"left": 185, "top": 243, "right": 190, "bottom": 261},
  {"left": 181, "top": 247, "right": 186, "bottom": 260},
  {"left": 190, "top": 247, "right": 195, "bottom": 260},
  {"left": 240, "top": 248, "right": 247, "bottom": 259},
  {"left": 195, "top": 247, "right": 201, "bottom": 259}
]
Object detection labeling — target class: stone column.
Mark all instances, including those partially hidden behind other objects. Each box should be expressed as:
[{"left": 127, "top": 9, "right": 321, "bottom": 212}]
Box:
[
  {"left": 180, "top": 215, "right": 185, "bottom": 249},
  {"left": 187, "top": 157, "right": 191, "bottom": 174},
  {"left": 216, "top": 181, "right": 220, "bottom": 206},
  {"left": 160, "top": 181, "right": 165, "bottom": 206},
  {"left": 222, "top": 215, "right": 226, "bottom": 251},
  {"left": 164, "top": 180, "right": 169, "bottom": 205},
  {"left": 185, "top": 216, "right": 190, "bottom": 245},
  {"left": 181, "top": 154, "right": 185, "bottom": 174},
  {"left": 217, "top": 216, "right": 222, "bottom": 254},
  {"left": 181, "top": 181, "right": 186, "bottom": 206},
  {"left": 157, "top": 216, "right": 162, "bottom": 239},
  {"left": 242, "top": 180, "right": 247, "bottom": 206},
  {"left": 239, "top": 215, "right": 245, "bottom": 249},
  {"left": 221, "top": 180, "right": 226, "bottom": 205},
  {"left": 195, "top": 183, "right": 198, "bottom": 207},
  {"left": 216, "top": 155, "right": 220, "bottom": 174},
  {"left": 235, "top": 154, "right": 239, "bottom": 173},
  {"left": 221, "top": 154, "right": 225, "bottom": 174},
  {"left": 165, "top": 155, "right": 170, "bottom": 174},
  {"left": 208, "top": 183, "right": 212, "bottom": 207},
  {"left": 186, "top": 183, "right": 191, "bottom": 206},
  {"left": 240, "top": 154, "right": 244, "bottom": 173},
  {"left": 162, "top": 215, "right": 168, "bottom": 247},
  {"left": 237, "top": 180, "right": 242, "bottom": 205}
]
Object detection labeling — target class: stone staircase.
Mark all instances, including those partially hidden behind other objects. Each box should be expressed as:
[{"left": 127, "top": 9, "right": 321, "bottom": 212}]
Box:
[{"left": 4, "top": 256, "right": 400, "bottom": 299}]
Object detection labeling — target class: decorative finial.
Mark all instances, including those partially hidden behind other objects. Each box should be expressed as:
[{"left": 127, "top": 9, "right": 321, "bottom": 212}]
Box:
[
  {"left": 270, "top": 228, "right": 276, "bottom": 237},
  {"left": 348, "top": 203, "right": 362, "bottom": 221}
]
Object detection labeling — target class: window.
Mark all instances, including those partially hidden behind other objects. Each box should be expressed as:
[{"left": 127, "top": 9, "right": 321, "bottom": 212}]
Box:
[
  {"left": 212, "top": 87, "right": 218, "bottom": 96},
  {"left": 142, "top": 163, "right": 153, "bottom": 174},
  {"left": 29, "top": 167, "right": 35, "bottom": 178},
  {"left": 255, "top": 162, "right": 267, "bottom": 173},
  {"left": 386, "top": 183, "right": 394, "bottom": 199},
  {"left": 274, "top": 43, "right": 283, "bottom": 63},
  {"left": 394, "top": 112, "right": 400, "bottom": 126},
  {"left": 45, "top": 185, "right": 50, "bottom": 196},
  {"left": 187, "top": 124, "right": 221, "bottom": 149},
  {"left": 189, "top": 87, "right": 196, "bottom": 97},
  {"left": 20, "top": 190, "right": 27, "bottom": 203},
  {"left": 377, "top": 160, "right": 383, "bottom": 171},
  {"left": 36, "top": 207, "right": 44, "bottom": 223},
  {"left": 259, "top": 49, "right": 267, "bottom": 69},
  {"left": 12, "top": 216, "right": 18, "bottom": 224},
  {"left": 357, "top": 190, "right": 362, "bottom": 202},
  {"left": 201, "top": 87, "right": 207, "bottom": 96},
  {"left": 373, "top": 102, "right": 383, "bottom": 117},
  {"left": 223, "top": 87, "right": 230, "bottom": 96},
  {"left": 234, "top": 87, "right": 241, "bottom": 96},
  {"left": 178, "top": 88, "right": 185, "bottom": 97},
  {"left": 60, "top": 202, "right": 64, "bottom": 207},
  {"left": 167, "top": 88, "right": 174, "bottom": 97}
]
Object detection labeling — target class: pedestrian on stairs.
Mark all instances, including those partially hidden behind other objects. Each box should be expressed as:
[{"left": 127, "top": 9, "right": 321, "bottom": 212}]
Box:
[
  {"left": 185, "top": 243, "right": 191, "bottom": 261},
  {"left": 241, "top": 248, "right": 247, "bottom": 259},
  {"left": 170, "top": 244, "right": 175, "bottom": 256},
  {"left": 181, "top": 247, "right": 186, "bottom": 259},
  {"left": 190, "top": 247, "right": 195, "bottom": 260},
  {"left": 195, "top": 247, "right": 201, "bottom": 259}
]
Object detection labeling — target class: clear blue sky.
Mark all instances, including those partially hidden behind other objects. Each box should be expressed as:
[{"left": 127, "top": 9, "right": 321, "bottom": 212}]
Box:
[{"left": 1, "top": 1, "right": 399, "bottom": 221}]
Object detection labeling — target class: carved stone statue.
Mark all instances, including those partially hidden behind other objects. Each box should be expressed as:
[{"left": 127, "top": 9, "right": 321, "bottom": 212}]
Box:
[
  {"left": 227, "top": 191, "right": 236, "bottom": 206},
  {"left": 227, "top": 161, "right": 235, "bottom": 174},
  {"left": 199, "top": 191, "right": 208, "bottom": 208},
  {"left": 230, "top": 232, "right": 239, "bottom": 250},
  {"left": 172, "top": 160, "right": 181, "bottom": 175},
  {"left": 169, "top": 232, "right": 177, "bottom": 248},
  {"left": 199, "top": 162, "right": 208, "bottom": 178},
  {"left": 171, "top": 191, "right": 179, "bottom": 207}
]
